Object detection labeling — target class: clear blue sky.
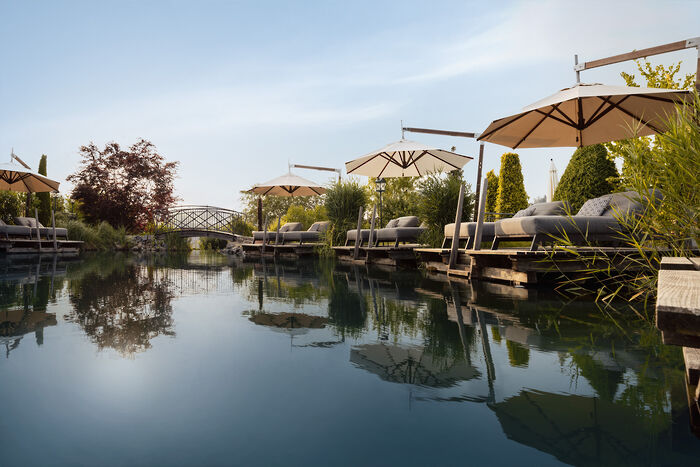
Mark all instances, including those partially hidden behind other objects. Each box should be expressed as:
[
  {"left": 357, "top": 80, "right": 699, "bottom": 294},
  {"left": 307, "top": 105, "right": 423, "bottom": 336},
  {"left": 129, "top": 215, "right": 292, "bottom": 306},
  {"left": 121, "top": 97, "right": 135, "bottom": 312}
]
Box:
[{"left": 1, "top": 0, "right": 698, "bottom": 209}]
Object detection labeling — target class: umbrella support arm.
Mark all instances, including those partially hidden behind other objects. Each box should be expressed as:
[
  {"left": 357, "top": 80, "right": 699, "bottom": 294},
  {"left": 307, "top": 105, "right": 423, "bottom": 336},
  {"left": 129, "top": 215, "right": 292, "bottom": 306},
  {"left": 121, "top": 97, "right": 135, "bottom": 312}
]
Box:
[{"left": 574, "top": 36, "right": 700, "bottom": 89}]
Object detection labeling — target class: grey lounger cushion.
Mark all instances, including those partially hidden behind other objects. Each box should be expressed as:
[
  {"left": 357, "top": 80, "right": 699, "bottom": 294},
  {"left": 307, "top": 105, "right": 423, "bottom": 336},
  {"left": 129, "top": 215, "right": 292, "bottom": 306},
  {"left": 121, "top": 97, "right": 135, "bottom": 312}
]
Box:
[
  {"left": 444, "top": 222, "right": 495, "bottom": 239},
  {"left": 13, "top": 217, "right": 67, "bottom": 238},
  {"left": 495, "top": 215, "right": 621, "bottom": 238},
  {"left": 253, "top": 222, "right": 303, "bottom": 242},
  {"left": 283, "top": 221, "right": 330, "bottom": 243},
  {"left": 39, "top": 227, "right": 68, "bottom": 238},
  {"left": 375, "top": 226, "right": 426, "bottom": 243},
  {"left": 346, "top": 229, "right": 371, "bottom": 242},
  {"left": 0, "top": 219, "right": 32, "bottom": 237}
]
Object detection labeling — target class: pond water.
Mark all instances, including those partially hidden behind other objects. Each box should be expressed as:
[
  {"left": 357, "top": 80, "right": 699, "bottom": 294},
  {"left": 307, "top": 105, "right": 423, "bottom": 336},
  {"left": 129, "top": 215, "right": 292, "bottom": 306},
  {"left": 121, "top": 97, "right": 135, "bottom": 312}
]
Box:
[{"left": 1, "top": 252, "right": 699, "bottom": 466}]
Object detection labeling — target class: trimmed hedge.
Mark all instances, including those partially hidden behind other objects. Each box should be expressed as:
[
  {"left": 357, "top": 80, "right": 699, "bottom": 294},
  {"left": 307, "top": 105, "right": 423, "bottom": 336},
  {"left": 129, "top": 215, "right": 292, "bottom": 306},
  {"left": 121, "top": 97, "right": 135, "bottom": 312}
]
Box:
[
  {"left": 495, "top": 153, "right": 528, "bottom": 216},
  {"left": 553, "top": 144, "right": 619, "bottom": 212}
]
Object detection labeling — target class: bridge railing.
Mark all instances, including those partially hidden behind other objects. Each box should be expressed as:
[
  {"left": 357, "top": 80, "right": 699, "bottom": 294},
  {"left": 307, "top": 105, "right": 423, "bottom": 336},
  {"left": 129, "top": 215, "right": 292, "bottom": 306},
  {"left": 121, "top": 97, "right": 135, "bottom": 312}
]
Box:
[{"left": 156, "top": 205, "right": 252, "bottom": 237}]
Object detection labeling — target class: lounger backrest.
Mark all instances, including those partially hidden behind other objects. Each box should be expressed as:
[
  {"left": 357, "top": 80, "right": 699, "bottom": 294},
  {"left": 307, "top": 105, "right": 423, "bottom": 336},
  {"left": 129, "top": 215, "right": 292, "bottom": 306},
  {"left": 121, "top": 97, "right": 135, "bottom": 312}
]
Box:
[
  {"left": 15, "top": 217, "right": 43, "bottom": 228},
  {"left": 385, "top": 218, "right": 400, "bottom": 228},
  {"left": 603, "top": 189, "right": 663, "bottom": 218},
  {"left": 307, "top": 221, "right": 330, "bottom": 232},
  {"left": 279, "top": 222, "right": 303, "bottom": 232},
  {"left": 0, "top": 219, "right": 5, "bottom": 226},
  {"left": 531, "top": 200, "right": 569, "bottom": 215},
  {"left": 394, "top": 216, "right": 420, "bottom": 227}
]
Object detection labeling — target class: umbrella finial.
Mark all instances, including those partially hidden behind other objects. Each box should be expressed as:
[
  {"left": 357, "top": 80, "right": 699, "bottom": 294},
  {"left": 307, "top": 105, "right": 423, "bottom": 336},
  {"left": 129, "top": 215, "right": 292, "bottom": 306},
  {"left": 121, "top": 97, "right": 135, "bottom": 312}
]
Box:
[{"left": 401, "top": 120, "right": 405, "bottom": 140}]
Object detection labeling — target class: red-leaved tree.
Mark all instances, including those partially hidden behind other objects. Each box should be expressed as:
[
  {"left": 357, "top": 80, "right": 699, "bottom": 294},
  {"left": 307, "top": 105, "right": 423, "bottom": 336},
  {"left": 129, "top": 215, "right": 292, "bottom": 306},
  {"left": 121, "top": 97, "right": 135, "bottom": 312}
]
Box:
[{"left": 68, "top": 139, "right": 179, "bottom": 232}]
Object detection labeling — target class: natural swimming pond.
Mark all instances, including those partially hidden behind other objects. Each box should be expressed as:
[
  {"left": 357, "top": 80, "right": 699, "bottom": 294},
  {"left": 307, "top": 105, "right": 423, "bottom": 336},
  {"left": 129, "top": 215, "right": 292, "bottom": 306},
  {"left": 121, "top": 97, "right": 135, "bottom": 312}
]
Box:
[{"left": 1, "top": 252, "right": 699, "bottom": 466}]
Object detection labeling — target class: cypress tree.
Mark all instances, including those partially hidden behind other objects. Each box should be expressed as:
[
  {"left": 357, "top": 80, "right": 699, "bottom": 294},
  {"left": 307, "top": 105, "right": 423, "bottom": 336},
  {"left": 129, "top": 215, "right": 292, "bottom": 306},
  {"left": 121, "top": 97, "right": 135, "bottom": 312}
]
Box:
[
  {"left": 37, "top": 155, "right": 51, "bottom": 225},
  {"left": 485, "top": 169, "right": 499, "bottom": 214},
  {"left": 553, "top": 144, "right": 619, "bottom": 212},
  {"left": 495, "top": 153, "right": 528, "bottom": 215}
]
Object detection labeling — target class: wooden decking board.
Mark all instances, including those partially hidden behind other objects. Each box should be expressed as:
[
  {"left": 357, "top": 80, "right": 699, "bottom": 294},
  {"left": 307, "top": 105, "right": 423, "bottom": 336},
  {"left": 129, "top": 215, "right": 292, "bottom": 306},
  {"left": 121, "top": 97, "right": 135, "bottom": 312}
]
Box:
[
  {"left": 660, "top": 257, "right": 700, "bottom": 271},
  {"left": 655, "top": 267, "right": 700, "bottom": 335}
]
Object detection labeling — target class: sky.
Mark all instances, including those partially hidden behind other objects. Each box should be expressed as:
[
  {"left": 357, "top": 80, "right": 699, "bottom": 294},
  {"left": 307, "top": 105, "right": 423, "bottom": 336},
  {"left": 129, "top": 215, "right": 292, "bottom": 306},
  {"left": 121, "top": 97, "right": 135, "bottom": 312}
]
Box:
[{"left": 1, "top": 0, "right": 699, "bottom": 210}]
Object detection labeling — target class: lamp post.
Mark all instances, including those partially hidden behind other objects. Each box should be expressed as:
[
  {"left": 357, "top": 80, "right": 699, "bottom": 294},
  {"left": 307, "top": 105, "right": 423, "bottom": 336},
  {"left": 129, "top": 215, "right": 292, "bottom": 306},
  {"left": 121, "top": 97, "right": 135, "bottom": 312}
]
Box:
[{"left": 375, "top": 177, "right": 386, "bottom": 227}]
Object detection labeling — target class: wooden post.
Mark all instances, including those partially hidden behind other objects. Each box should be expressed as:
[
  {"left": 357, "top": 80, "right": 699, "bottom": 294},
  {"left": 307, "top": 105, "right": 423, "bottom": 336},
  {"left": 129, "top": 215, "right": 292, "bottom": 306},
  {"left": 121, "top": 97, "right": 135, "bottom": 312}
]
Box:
[
  {"left": 473, "top": 177, "right": 488, "bottom": 251},
  {"left": 261, "top": 215, "right": 268, "bottom": 254},
  {"left": 448, "top": 184, "right": 465, "bottom": 268},
  {"left": 368, "top": 205, "right": 377, "bottom": 249},
  {"left": 34, "top": 208, "right": 42, "bottom": 252},
  {"left": 353, "top": 206, "right": 364, "bottom": 260},
  {"left": 257, "top": 197, "right": 263, "bottom": 231},
  {"left": 473, "top": 143, "right": 485, "bottom": 222},
  {"left": 275, "top": 214, "right": 281, "bottom": 246},
  {"left": 51, "top": 209, "right": 57, "bottom": 251}
]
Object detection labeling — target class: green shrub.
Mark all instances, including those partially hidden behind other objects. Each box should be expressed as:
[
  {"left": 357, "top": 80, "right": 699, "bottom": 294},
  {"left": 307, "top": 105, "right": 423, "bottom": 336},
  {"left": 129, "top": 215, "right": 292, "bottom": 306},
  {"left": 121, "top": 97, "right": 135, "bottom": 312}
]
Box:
[
  {"left": 485, "top": 169, "right": 499, "bottom": 214},
  {"left": 281, "top": 204, "right": 328, "bottom": 230},
  {"left": 199, "top": 237, "right": 228, "bottom": 250},
  {"left": 0, "top": 191, "right": 24, "bottom": 224},
  {"left": 416, "top": 171, "right": 473, "bottom": 247},
  {"left": 229, "top": 217, "right": 254, "bottom": 236},
  {"left": 367, "top": 177, "right": 420, "bottom": 224},
  {"left": 553, "top": 144, "right": 619, "bottom": 212},
  {"left": 162, "top": 233, "right": 191, "bottom": 251},
  {"left": 57, "top": 218, "right": 129, "bottom": 250},
  {"left": 324, "top": 179, "right": 368, "bottom": 245},
  {"left": 37, "top": 155, "right": 52, "bottom": 226},
  {"left": 495, "top": 153, "right": 528, "bottom": 216}
]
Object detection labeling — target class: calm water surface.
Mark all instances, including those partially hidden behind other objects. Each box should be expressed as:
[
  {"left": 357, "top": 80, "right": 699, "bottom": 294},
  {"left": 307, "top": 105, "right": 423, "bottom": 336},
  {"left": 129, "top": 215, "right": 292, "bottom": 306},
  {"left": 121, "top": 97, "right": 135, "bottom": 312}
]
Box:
[{"left": 1, "top": 252, "right": 699, "bottom": 466}]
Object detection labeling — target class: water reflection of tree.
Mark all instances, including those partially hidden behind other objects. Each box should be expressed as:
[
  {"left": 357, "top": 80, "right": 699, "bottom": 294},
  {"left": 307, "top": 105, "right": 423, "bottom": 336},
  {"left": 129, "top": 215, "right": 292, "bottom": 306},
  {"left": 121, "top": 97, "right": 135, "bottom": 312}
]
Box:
[{"left": 67, "top": 257, "right": 175, "bottom": 357}]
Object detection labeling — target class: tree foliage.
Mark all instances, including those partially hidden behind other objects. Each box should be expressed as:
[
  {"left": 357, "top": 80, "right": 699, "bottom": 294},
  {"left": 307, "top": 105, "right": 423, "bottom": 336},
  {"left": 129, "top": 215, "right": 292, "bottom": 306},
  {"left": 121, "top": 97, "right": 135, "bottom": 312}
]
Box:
[
  {"left": 239, "top": 192, "right": 323, "bottom": 228},
  {"left": 367, "top": 177, "right": 420, "bottom": 223},
  {"left": 553, "top": 144, "right": 619, "bottom": 212},
  {"left": 484, "top": 169, "right": 499, "bottom": 214},
  {"left": 606, "top": 59, "right": 696, "bottom": 183},
  {"left": 37, "top": 154, "right": 51, "bottom": 226},
  {"left": 67, "top": 139, "right": 178, "bottom": 232},
  {"left": 0, "top": 192, "right": 24, "bottom": 224},
  {"left": 416, "top": 170, "right": 473, "bottom": 247},
  {"left": 324, "top": 178, "right": 368, "bottom": 245},
  {"left": 495, "top": 153, "right": 528, "bottom": 215},
  {"left": 281, "top": 204, "right": 328, "bottom": 230}
]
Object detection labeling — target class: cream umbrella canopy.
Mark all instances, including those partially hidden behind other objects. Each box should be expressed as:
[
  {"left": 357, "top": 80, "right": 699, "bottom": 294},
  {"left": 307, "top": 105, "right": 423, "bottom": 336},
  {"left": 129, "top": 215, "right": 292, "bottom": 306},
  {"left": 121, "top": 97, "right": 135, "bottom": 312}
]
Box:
[
  {"left": 478, "top": 83, "right": 690, "bottom": 149},
  {"left": 345, "top": 139, "right": 473, "bottom": 178},
  {"left": 0, "top": 155, "right": 60, "bottom": 193},
  {"left": 248, "top": 171, "right": 327, "bottom": 197}
]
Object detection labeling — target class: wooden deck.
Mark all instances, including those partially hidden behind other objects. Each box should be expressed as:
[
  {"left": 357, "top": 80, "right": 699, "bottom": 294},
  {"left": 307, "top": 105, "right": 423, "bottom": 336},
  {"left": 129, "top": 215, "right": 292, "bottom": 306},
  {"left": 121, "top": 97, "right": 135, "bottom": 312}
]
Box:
[
  {"left": 0, "top": 238, "right": 82, "bottom": 256},
  {"left": 654, "top": 257, "right": 700, "bottom": 437},
  {"left": 242, "top": 242, "right": 321, "bottom": 258},
  {"left": 417, "top": 246, "right": 654, "bottom": 286}
]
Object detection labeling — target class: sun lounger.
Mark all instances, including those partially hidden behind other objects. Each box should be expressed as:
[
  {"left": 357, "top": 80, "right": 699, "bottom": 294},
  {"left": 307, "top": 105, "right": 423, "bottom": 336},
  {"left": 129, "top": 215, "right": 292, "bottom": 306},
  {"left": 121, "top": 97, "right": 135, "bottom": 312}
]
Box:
[
  {"left": 442, "top": 201, "right": 568, "bottom": 249},
  {"left": 282, "top": 221, "right": 330, "bottom": 244},
  {"left": 347, "top": 216, "right": 426, "bottom": 247},
  {"left": 0, "top": 220, "right": 32, "bottom": 239},
  {"left": 491, "top": 191, "right": 659, "bottom": 251},
  {"left": 252, "top": 222, "right": 303, "bottom": 244},
  {"left": 14, "top": 217, "right": 68, "bottom": 239}
]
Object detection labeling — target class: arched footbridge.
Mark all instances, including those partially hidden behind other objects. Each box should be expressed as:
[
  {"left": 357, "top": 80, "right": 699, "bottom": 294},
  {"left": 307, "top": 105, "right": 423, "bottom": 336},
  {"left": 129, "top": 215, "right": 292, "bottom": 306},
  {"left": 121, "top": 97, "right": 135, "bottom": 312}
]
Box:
[{"left": 155, "top": 205, "right": 252, "bottom": 241}]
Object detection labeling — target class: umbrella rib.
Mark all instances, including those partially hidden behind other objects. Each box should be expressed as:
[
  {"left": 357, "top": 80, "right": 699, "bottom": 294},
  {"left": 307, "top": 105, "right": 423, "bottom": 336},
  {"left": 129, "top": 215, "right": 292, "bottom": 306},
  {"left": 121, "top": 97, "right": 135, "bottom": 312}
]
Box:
[
  {"left": 533, "top": 109, "right": 577, "bottom": 129},
  {"left": 585, "top": 95, "right": 630, "bottom": 127},
  {"left": 479, "top": 110, "right": 533, "bottom": 140},
  {"left": 585, "top": 97, "right": 612, "bottom": 126},
  {"left": 605, "top": 99, "right": 663, "bottom": 133},
  {"left": 549, "top": 103, "right": 578, "bottom": 128},
  {"left": 633, "top": 93, "right": 686, "bottom": 104},
  {"left": 514, "top": 105, "right": 560, "bottom": 149},
  {"left": 377, "top": 156, "right": 394, "bottom": 178},
  {"left": 424, "top": 151, "right": 462, "bottom": 171}
]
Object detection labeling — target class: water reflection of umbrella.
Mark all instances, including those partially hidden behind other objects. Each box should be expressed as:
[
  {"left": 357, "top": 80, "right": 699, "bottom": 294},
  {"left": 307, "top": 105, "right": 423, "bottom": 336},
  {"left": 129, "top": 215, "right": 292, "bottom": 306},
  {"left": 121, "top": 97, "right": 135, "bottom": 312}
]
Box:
[
  {"left": 248, "top": 312, "right": 328, "bottom": 329},
  {"left": 350, "top": 343, "right": 479, "bottom": 388},
  {"left": 489, "top": 390, "right": 675, "bottom": 466}
]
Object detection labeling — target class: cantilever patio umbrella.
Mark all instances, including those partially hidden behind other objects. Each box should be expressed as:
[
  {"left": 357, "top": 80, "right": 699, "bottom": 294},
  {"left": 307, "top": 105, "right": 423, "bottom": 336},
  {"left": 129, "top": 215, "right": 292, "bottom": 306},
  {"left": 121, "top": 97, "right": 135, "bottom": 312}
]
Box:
[
  {"left": 248, "top": 171, "right": 327, "bottom": 197},
  {"left": 478, "top": 83, "right": 690, "bottom": 149},
  {"left": 0, "top": 153, "right": 60, "bottom": 193},
  {"left": 345, "top": 139, "right": 473, "bottom": 178}
]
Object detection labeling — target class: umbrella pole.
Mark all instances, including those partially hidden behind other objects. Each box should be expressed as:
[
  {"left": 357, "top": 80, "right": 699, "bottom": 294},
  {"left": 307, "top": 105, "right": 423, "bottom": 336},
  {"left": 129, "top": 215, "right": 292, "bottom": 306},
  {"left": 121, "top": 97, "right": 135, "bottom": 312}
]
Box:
[
  {"left": 368, "top": 205, "right": 377, "bottom": 248},
  {"left": 275, "top": 214, "right": 281, "bottom": 246},
  {"left": 34, "top": 208, "right": 42, "bottom": 253},
  {"left": 472, "top": 143, "right": 485, "bottom": 222},
  {"left": 448, "top": 184, "right": 465, "bottom": 268},
  {"left": 473, "top": 177, "right": 488, "bottom": 251},
  {"left": 353, "top": 206, "right": 364, "bottom": 260}
]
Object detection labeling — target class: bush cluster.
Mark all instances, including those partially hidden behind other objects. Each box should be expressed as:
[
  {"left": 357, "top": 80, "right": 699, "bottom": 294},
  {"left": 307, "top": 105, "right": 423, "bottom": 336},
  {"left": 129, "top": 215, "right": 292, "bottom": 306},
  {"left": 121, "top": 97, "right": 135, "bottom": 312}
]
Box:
[
  {"left": 416, "top": 171, "right": 473, "bottom": 247},
  {"left": 324, "top": 179, "right": 368, "bottom": 245},
  {"left": 553, "top": 144, "right": 619, "bottom": 212}
]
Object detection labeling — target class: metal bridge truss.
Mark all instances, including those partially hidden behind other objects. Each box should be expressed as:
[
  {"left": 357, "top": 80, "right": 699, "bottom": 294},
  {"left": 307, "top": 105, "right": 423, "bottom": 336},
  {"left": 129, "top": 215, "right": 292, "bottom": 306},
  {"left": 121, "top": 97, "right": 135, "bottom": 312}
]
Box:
[{"left": 156, "top": 205, "right": 250, "bottom": 240}]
